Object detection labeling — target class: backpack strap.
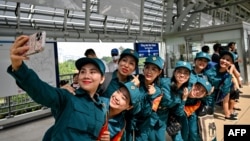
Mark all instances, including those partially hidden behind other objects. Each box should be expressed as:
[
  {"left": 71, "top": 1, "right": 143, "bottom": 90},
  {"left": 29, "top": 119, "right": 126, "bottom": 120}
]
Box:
[
  {"left": 112, "top": 119, "right": 126, "bottom": 141},
  {"left": 99, "top": 72, "right": 113, "bottom": 94}
]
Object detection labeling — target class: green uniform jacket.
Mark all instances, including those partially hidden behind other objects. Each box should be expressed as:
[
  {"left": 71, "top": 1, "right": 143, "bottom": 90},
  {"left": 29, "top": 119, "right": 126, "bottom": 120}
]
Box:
[
  {"left": 204, "top": 64, "right": 232, "bottom": 108},
  {"left": 7, "top": 63, "right": 107, "bottom": 141},
  {"left": 103, "top": 70, "right": 133, "bottom": 98}
]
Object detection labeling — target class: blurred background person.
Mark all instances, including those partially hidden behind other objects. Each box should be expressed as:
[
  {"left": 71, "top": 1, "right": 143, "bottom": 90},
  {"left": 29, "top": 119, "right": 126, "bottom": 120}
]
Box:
[
  {"left": 108, "top": 48, "right": 119, "bottom": 72},
  {"left": 70, "top": 73, "right": 79, "bottom": 89},
  {"left": 84, "top": 48, "right": 109, "bottom": 72},
  {"left": 228, "top": 42, "right": 243, "bottom": 88},
  {"left": 201, "top": 45, "right": 210, "bottom": 54},
  {"left": 211, "top": 43, "right": 221, "bottom": 64}
]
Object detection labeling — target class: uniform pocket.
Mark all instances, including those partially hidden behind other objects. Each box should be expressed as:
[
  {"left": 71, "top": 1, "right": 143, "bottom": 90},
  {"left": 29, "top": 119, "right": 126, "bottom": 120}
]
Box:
[{"left": 67, "top": 102, "right": 89, "bottom": 132}]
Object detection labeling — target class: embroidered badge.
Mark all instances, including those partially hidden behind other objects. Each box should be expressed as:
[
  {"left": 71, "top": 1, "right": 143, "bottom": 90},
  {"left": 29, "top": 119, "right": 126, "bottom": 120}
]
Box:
[
  {"left": 131, "top": 86, "right": 135, "bottom": 90},
  {"left": 206, "top": 81, "right": 209, "bottom": 85}
]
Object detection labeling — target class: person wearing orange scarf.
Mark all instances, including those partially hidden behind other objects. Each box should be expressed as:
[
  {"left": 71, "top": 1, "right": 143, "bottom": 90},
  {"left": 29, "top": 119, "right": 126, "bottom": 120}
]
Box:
[{"left": 98, "top": 77, "right": 140, "bottom": 141}]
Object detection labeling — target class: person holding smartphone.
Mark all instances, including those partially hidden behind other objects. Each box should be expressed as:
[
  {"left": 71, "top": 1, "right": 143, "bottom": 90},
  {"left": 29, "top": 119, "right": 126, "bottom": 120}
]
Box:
[{"left": 7, "top": 35, "right": 108, "bottom": 141}]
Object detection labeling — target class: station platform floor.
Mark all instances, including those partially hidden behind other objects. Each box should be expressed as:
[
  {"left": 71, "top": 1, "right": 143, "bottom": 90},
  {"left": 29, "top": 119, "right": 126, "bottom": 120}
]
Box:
[{"left": 0, "top": 85, "right": 249, "bottom": 141}]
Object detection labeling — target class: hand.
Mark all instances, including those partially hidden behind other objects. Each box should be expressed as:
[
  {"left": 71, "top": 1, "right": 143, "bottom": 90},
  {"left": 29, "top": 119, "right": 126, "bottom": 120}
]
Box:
[
  {"left": 10, "top": 35, "right": 30, "bottom": 70},
  {"left": 227, "top": 64, "right": 235, "bottom": 74},
  {"left": 182, "top": 87, "right": 189, "bottom": 101},
  {"left": 147, "top": 84, "right": 156, "bottom": 95},
  {"left": 99, "top": 131, "right": 110, "bottom": 141},
  {"left": 61, "top": 84, "right": 76, "bottom": 95},
  {"left": 131, "top": 75, "right": 140, "bottom": 87}
]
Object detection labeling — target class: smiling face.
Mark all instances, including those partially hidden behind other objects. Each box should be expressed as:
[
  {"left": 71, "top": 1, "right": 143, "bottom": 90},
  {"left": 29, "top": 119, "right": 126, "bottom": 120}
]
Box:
[
  {"left": 109, "top": 87, "right": 133, "bottom": 112},
  {"left": 219, "top": 54, "right": 233, "bottom": 69},
  {"left": 194, "top": 58, "right": 208, "bottom": 71},
  {"left": 143, "top": 63, "right": 162, "bottom": 84},
  {"left": 174, "top": 67, "right": 190, "bottom": 85},
  {"left": 78, "top": 63, "right": 105, "bottom": 95},
  {"left": 117, "top": 55, "right": 136, "bottom": 76},
  {"left": 188, "top": 83, "right": 207, "bottom": 99}
]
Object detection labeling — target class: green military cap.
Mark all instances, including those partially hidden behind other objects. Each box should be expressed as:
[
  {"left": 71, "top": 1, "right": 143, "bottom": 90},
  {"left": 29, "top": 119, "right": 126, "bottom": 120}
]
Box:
[
  {"left": 175, "top": 61, "right": 192, "bottom": 71},
  {"left": 196, "top": 77, "right": 212, "bottom": 94},
  {"left": 195, "top": 52, "right": 211, "bottom": 61},
  {"left": 144, "top": 56, "right": 164, "bottom": 69},
  {"left": 120, "top": 81, "right": 140, "bottom": 106},
  {"left": 75, "top": 57, "right": 105, "bottom": 75},
  {"left": 120, "top": 48, "right": 139, "bottom": 63},
  {"left": 220, "top": 51, "right": 236, "bottom": 63}
]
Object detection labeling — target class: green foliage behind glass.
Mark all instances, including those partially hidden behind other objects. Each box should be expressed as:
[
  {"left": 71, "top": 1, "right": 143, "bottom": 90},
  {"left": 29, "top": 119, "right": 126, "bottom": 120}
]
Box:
[{"left": 59, "top": 59, "right": 77, "bottom": 75}]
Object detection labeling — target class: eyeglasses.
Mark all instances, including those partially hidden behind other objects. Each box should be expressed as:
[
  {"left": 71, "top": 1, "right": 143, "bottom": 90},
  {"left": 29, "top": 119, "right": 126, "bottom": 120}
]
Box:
[{"left": 175, "top": 70, "right": 190, "bottom": 76}]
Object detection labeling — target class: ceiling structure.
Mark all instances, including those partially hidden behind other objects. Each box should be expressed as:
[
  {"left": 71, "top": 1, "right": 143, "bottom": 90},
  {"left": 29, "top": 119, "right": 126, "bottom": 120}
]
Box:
[{"left": 0, "top": 0, "right": 249, "bottom": 42}]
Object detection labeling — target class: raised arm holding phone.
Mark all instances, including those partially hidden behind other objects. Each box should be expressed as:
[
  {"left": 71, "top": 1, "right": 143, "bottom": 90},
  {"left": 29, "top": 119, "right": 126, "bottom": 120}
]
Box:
[{"left": 8, "top": 35, "right": 108, "bottom": 141}]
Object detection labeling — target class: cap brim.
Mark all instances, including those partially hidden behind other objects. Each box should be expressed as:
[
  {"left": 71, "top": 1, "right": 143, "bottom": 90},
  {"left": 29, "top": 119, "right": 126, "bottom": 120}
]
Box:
[
  {"left": 196, "top": 57, "right": 210, "bottom": 61},
  {"left": 118, "top": 82, "right": 132, "bottom": 103},
  {"left": 175, "top": 66, "right": 191, "bottom": 72},
  {"left": 120, "top": 53, "right": 138, "bottom": 62},
  {"left": 144, "top": 62, "right": 162, "bottom": 69},
  {"left": 220, "top": 51, "right": 234, "bottom": 63},
  {"left": 75, "top": 58, "right": 103, "bottom": 74},
  {"left": 196, "top": 82, "right": 208, "bottom": 93}
]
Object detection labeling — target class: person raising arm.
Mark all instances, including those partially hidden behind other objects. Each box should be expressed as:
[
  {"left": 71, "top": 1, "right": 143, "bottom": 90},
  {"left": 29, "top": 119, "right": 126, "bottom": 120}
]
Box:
[{"left": 8, "top": 35, "right": 108, "bottom": 141}]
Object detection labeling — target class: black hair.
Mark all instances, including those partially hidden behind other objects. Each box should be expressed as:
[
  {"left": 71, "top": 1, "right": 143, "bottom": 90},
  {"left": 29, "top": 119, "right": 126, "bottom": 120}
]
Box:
[
  {"left": 73, "top": 73, "right": 78, "bottom": 77},
  {"left": 118, "top": 86, "right": 133, "bottom": 106},
  {"left": 118, "top": 54, "right": 138, "bottom": 69},
  {"left": 59, "top": 80, "right": 69, "bottom": 86},
  {"left": 170, "top": 69, "right": 189, "bottom": 93},
  {"left": 84, "top": 49, "right": 96, "bottom": 57},
  {"left": 227, "top": 42, "right": 236, "bottom": 48},
  {"left": 213, "top": 43, "right": 221, "bottom": 52},
  {"left": 143, "top": 63, "right": 163, "bottom": 84},
  {"left": 219, "top": 46, "right": 229, "bottom": 54},
  {"left": 201, "top": 45, "right": 210, "bottom": 53}
]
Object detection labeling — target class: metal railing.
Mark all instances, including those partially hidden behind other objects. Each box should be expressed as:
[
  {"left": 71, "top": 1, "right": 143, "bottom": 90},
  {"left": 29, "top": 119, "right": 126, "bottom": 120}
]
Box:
[{"left": 0, "top": 73, "right": 74, "bottom": 120}]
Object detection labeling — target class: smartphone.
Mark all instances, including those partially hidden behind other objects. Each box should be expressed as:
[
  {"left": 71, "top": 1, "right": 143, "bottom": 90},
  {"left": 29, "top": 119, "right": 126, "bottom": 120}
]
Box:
[{"left": 25, "top": 31, "right": 46, "bottom": 56}]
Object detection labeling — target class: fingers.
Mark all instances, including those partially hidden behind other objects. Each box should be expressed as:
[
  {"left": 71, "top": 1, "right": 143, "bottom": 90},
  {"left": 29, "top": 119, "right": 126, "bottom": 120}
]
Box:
[
  {"left": 131, "top": 75, "right": 140, "bottom": 87},
  {"left": 12, "top": 35, "right": 29, "bottom": 49},
  {"left": 10, "top": 54, "right": 29, "bottom": 61},
  {"left": 10, "top": 35, "right": 30, "bottom": 57},
  {"left": 10, "top": 36, "right": 30, "bottom": 70},
  {"left": 132, "top": 74, "right": 139, "bottom": 79},
  {"left": 11, "top": 45, "right": 30, "bottom": 56},
  {"left": 183, "top": 87, "right": 188, "bottom": 94},
  {"left": 100, "top": 131, "right": 110, "bottom": 141},
  {"left": 61, "top": 84, "right": 76, "bottom": 95},
  {"left": 182, "top": 87, "right": 188, "bottom": 101},
  {"left": 147, "top": 84, "right": 156, "bottom": 95}
]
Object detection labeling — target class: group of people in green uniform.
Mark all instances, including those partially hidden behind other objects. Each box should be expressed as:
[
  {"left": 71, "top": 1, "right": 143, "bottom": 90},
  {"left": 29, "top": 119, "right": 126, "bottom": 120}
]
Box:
[{"left": 7, "top": 35, "right": 236, "bottom": 141}]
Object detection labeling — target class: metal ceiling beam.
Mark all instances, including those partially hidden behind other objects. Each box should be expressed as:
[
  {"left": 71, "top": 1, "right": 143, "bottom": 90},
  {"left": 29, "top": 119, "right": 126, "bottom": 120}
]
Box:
[
  {"left": 14, "top": 2, "right": 20, "bottom": 31},
  {"left": 63, "top": 9, "right": 69, "bottom": 32},
  {"left": 85, "top": 0, "right": 90, "bottom": 34},
  {"left": 189, "top": 0, "right": 247, "bottom": 14},
  {"left": 183, "top": 2, "right": 206, "bottom": 30},
  {"left": 165, "top": 0, "right": 175, "bottom": 32},
  {"left": 0, "top": 28, "right": 161, "bottom": 42},
  {"left": 103, "top": 16, "right": 107, "bottom": 34},
  {"left": 171, "top": 3, "right": 195, "bottom": 32},
  {"left": 140, "top": 0, "right": 145, "bottom": 36}
]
